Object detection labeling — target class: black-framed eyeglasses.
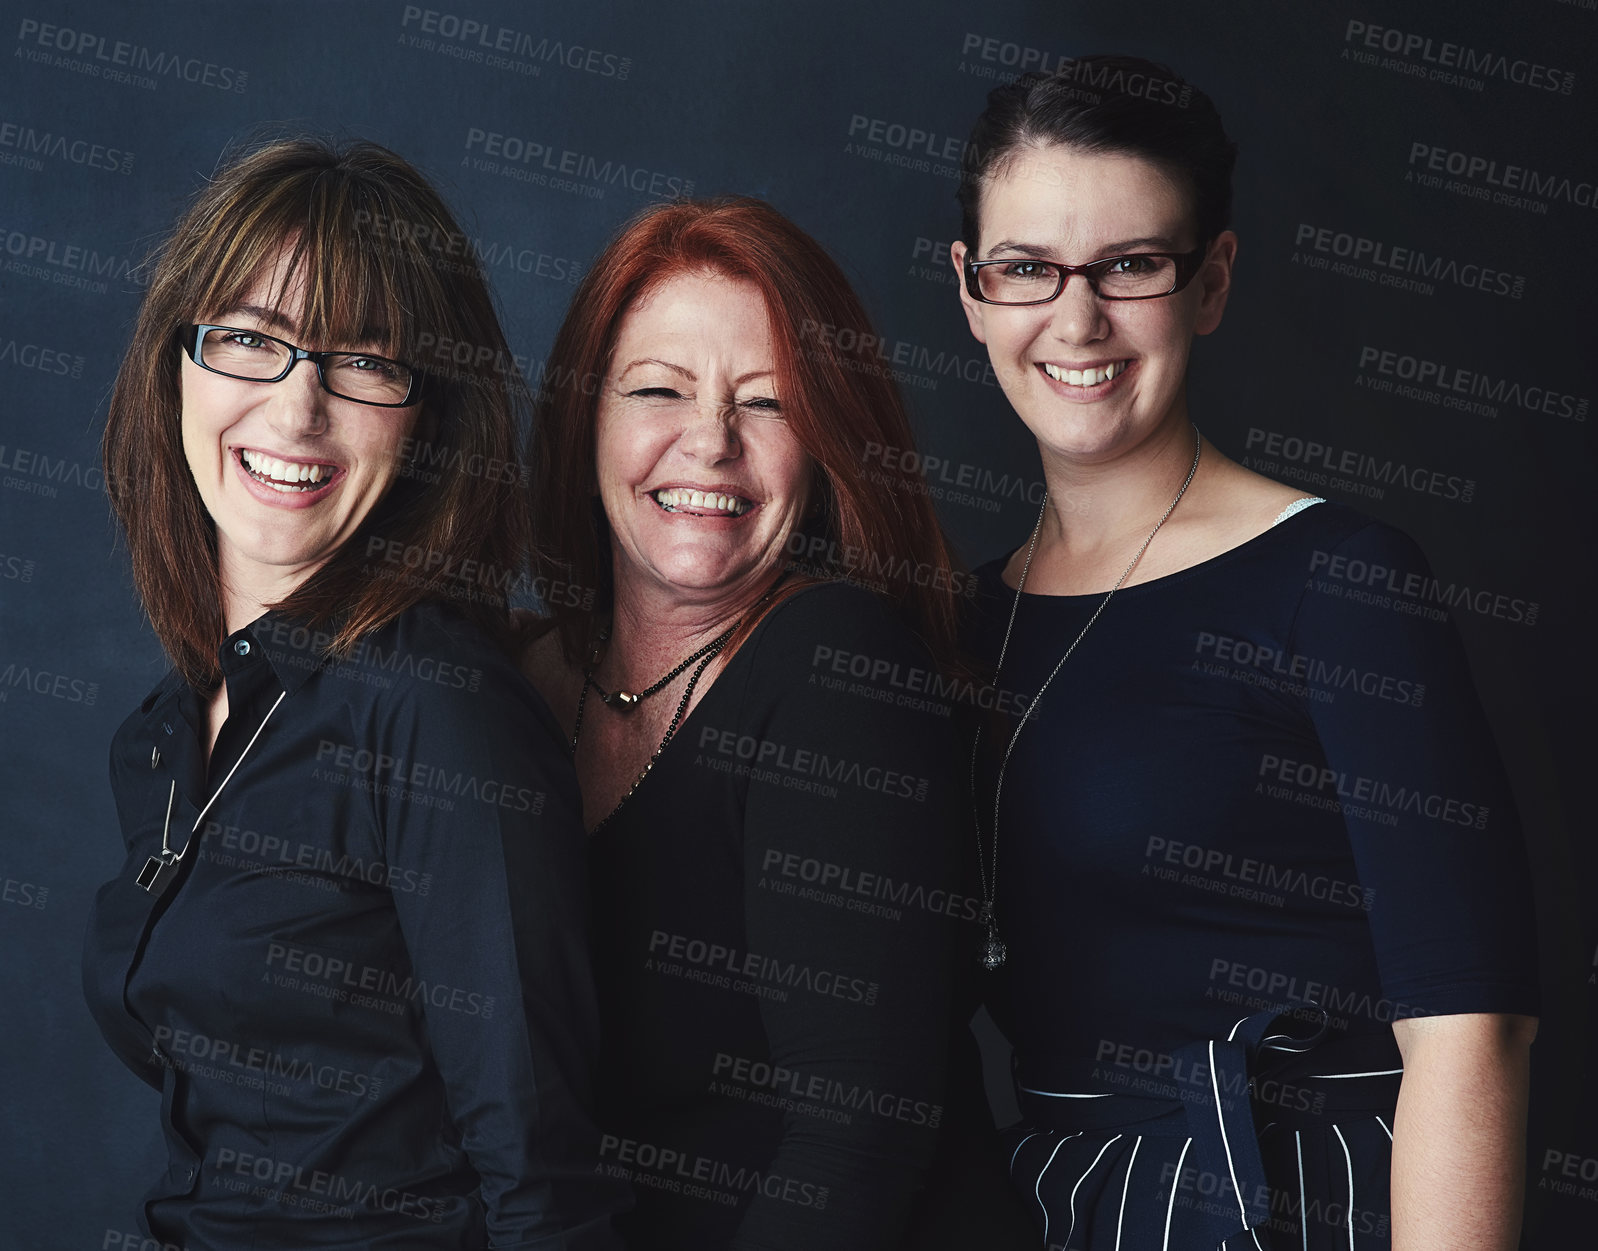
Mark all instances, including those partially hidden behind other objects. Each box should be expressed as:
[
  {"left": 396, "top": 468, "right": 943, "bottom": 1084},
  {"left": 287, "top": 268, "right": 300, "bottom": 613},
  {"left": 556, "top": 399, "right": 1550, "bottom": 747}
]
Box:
[
  {"left": 180, "top": 323, "right": 420, "bottom": 407},
  {"left": 963, "top": 243, "right": 1210, "bottom": 305}
]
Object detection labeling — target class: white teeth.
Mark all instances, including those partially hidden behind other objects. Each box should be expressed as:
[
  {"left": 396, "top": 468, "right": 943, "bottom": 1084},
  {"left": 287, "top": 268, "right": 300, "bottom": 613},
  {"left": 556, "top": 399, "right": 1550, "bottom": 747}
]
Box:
[
  {"left": 653, "top": 488, "right": 749, "bottom": 515},
  {"left": 1043, "top": 361, "right": 1126, "bottom": 387},
  {"left": 241, "top": 449, "right": 334, "bottom": 490}
]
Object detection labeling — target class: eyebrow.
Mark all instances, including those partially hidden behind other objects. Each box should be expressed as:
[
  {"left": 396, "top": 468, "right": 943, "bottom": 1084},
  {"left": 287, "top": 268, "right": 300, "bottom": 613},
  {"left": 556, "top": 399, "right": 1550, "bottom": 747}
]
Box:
[
  {"left": 619, "top": 357, "right": 693, "bottom": 381},
  {"left": 222, "top": 303, "right": 299, "bottom": 334},
  {"left": 617, "top": 359, "right": 775, "bottom": 387},
  {"left": 982, "top": 236, "right": 1179, "bottom": 259}
]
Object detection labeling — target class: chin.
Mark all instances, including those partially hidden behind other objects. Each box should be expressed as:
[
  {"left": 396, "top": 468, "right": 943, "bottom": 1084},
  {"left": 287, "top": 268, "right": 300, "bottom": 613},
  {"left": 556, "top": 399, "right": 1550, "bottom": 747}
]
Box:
[{"left": 639, "top": 549, "right": 770, "bottom": 597}]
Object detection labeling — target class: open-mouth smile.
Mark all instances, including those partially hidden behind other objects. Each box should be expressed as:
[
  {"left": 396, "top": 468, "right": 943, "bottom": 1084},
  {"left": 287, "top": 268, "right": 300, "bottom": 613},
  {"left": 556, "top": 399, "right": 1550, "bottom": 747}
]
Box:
[
  {"left": 1039, "top": 360, "right": 1130, "bottom": 389},
  {"left": 651, "top": 487, "right": 753, "bottom": 517},
  {"left": 238, "top": 448, "right": 339, "bottom": 495}
]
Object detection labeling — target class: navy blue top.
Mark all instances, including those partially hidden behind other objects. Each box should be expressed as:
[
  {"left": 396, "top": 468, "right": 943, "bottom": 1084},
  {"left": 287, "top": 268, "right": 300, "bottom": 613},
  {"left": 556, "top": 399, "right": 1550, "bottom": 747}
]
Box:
[
  {"left": 83, "top": 601, "right": 627, "bottom": 1249},
  {"left": 963, "top": 502, "right": 1539, "bottom": 1246}
]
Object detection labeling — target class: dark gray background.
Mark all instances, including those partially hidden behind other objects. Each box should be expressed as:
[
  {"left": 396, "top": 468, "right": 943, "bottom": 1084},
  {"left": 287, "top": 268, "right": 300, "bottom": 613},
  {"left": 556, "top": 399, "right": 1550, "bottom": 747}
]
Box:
[{"left": 2, "top": 0, "right": 1593, "bottom": 1246}]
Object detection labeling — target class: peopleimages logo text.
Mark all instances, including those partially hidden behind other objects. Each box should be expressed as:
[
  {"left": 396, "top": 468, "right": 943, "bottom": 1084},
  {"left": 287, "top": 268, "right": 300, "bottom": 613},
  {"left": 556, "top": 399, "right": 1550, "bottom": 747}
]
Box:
[{"left": 1343, "top": 21, "right": 1574, "bottom": 93}]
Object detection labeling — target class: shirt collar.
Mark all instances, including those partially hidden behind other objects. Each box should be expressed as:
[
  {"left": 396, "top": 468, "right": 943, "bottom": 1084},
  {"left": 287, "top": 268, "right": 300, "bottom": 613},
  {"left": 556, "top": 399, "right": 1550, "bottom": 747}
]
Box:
[
  {"left": 240, "top": 610, "right": 346, "bottom": 696},
  {"left": 130, "top": 611, "right": 335, "bottom": 752},
  {"left": 133, "top": 610, "right": 351, "bottom": 735}
]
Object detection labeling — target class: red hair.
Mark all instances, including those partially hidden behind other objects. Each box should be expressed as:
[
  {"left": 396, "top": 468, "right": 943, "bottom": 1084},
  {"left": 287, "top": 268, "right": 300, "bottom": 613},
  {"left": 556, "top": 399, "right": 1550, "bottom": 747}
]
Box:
[{"left": 529, "top": 197, "right": 964, "bottom": 665}]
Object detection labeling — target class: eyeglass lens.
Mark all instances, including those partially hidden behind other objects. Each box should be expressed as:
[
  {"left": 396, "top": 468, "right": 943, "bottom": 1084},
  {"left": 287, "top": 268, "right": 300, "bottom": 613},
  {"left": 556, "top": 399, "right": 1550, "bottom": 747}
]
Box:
[
  {"left": 197, "top": 327, "right": 413, "bottom": 404},
  {"left": 977, "top": 256, "right": 1179, "bottom": 303}
]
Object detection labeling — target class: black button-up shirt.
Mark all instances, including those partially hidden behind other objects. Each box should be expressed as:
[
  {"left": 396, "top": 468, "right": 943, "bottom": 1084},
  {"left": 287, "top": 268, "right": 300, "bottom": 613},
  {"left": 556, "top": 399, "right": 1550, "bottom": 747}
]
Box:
[{"left": 83, "top": 602, "right": 628, "bottom": 1248}]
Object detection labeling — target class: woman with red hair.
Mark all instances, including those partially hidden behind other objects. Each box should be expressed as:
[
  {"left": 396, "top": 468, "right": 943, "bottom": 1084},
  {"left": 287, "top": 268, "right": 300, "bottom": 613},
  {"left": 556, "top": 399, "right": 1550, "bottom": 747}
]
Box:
[{"left": 522, "top": 198, "right": 985, "bottom": 1248}]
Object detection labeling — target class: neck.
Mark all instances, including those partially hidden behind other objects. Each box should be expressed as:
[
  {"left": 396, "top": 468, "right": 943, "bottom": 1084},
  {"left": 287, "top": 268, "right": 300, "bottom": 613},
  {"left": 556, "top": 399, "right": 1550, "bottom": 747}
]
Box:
[
  {"left": 218, "top": 552, "right": 322, "bottom": 637},
  {"left": 603, "top": 562, "right": 779, "bottom": 685},
  {"left": 1034, "top": 402, "right": 1199, "bottom": 554}
]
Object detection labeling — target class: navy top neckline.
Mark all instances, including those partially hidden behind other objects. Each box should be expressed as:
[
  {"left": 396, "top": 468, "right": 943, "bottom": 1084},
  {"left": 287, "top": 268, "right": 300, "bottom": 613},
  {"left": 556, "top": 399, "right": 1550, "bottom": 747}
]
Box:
[{"left": 981, "top": 498, "right": 1327, "bottom": 602}]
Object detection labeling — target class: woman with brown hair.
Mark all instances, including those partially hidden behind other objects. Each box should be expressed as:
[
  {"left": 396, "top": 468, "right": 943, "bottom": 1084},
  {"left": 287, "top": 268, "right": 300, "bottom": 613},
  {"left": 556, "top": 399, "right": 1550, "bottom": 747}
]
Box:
[
  {"left": 83, "top": 138, "right": 625, "bottom": 1248},
  {"left": 522, "top": 197, "right": 992, "bottom": 1248}
]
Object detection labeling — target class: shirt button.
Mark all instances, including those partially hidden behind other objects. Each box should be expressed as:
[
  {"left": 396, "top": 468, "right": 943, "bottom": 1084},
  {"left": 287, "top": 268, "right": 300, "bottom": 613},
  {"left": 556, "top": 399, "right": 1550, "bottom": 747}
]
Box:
[{"left": 234, "top": 639, "right": 252, "bottom": 656}]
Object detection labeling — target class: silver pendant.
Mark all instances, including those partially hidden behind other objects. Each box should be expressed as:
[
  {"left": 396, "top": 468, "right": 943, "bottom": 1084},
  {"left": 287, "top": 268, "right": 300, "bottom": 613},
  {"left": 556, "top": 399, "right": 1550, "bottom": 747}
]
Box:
[
  {"left": 981, "top": 929, "right": 1007, "bottom": 971},
  {"left": 136, "top": 852, "right": 177, "bottom": 896}
]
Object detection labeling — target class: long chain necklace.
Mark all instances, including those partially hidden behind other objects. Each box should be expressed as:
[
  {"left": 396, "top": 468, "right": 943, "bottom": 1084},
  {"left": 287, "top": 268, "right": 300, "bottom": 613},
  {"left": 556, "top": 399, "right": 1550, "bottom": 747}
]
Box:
[
  {"left": 971, "top": 427, "right": 1202, "bottom": 971},
  {"left": 136, "top": 689, "right": 287, "bottom": 896},
  {"left": 571, "top": 615, "right": 746, "bottom": 834}
]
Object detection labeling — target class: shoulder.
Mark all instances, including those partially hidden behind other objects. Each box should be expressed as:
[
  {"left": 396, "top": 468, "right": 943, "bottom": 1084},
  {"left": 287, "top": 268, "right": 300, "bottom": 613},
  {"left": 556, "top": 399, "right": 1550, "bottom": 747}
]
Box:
[
  {"left": 1203, "top": 449, "right": 1429, "bottom": 568},
  {"left": 354, "top": 601, "right": 566, "bottom": 748},
  {"left": 725, "top": 581, "right": 936, "bottom": 709},
  {"left": 1278, "top": 505, "right": 1466, "bottom": 654},
  {"left": 728, "top": 582, "right": 960, "bottom": 758},
  {"left": 1278, "top": 501, "right": 1433, "bottom": 577},
  {"left": 1167, "top": 452, "right": 1328, "bottom": 563},
  {"left": 375, "top": 600, "right": 519, "bottom": 678},
  {"left": 747, "top": 580, "right": 929, "bottom": 666}
]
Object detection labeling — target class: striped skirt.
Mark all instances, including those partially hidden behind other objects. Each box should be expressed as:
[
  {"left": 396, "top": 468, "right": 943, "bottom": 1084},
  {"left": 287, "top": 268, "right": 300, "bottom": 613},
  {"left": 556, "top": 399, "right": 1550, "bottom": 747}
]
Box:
[{"left": 1003, "top": 1012, "right": 1400, "bottom": 1250}]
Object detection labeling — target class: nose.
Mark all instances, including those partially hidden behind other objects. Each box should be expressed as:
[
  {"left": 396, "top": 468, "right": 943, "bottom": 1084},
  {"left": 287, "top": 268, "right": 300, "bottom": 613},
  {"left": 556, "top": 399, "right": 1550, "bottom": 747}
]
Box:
[
  {"left": 1046, "top": 272, "right": 1111, "bottom": 345},
  {"left": 676, "top": 397, "right": 741, "bottom": 463},
  {"left": 261, "top": 355, "right": 331, "bottom": 438}
]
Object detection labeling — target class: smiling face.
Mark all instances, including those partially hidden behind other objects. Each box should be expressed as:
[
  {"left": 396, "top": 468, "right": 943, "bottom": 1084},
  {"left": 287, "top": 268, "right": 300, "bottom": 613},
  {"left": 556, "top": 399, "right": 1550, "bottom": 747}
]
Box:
[
  {"left": 952, "top": 143, "right": 1233, "bottom": 465},
  {"left": 179, "top": 246, "right": 419, "bottom": 607},
  {"left": 594, "top": 270, "right": 811, "bottom": 611}
]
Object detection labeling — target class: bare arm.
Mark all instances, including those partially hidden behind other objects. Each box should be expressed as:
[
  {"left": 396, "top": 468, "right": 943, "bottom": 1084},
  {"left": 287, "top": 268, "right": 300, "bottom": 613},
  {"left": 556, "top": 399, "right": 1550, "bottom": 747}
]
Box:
[{"left": 1391, "top": 1012, "right": 1537, "bottom": 1250}]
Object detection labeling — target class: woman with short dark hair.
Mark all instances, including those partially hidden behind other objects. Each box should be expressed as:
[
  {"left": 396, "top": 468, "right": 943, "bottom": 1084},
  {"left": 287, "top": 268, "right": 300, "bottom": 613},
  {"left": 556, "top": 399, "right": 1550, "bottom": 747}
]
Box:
[
  {"left": 954, "top": 58, "right": 1538, "bottom": 1250},
  {"left": 85, "top": 137, "right": 625, "bottom": 1248}
]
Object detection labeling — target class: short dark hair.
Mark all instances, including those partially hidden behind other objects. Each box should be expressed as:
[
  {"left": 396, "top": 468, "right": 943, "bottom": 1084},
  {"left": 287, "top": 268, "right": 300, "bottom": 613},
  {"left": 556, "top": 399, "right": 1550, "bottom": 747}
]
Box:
[
  {"left": 103, "top": 137, "right": 531, "bottom": 688},
  {"left": 957, "top": 55, "right": 1237, "bottom": 249}
]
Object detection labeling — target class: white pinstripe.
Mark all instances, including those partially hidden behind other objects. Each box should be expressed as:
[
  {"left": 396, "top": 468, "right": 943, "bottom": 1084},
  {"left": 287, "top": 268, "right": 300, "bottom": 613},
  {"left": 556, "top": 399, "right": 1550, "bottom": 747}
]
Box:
[
  {"left": 1375, "top": 1116, "right": 1393, "bottom": 1141},
  {"left": 1296, "top": 1131, "right": 1308, "bottom": 1251},
  {"left": 1009, "top": 1130, "right": 1043, "bottom": 1176},
  {"left": 1209, "top": 1039, "right": 1249, "bottom": 1227},
  {"left": 1036, "top": 1134, "right": 1074, "bottom": 1242},
  {"left": 1162, "top": 1137, "right": 1192, "bottom": 1251},
  {"left": 1306, "top": 1068, "right": 1403, "bottom": 1080},
  {"left": 1332, "top": 1124, "right": 1356, "bottom": 1251},
  {"left": 1113, "top": 1136, "right": 1141, "bottom": 1251},
  {"left": 1020, "top": 1086, "right": 1113, "bottom": 1098},
  {"left": 1062, "top": 1134, "right": 1122, "bottom": 1250}
]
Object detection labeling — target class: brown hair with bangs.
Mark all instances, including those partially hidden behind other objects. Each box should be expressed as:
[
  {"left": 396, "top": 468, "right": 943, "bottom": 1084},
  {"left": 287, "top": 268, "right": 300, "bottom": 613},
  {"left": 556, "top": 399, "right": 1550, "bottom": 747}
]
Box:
[
  {"left": 104, "top": 137, "right": 530, "bottom": 688},
  {"left": 529, "top": 196, "right": 964, "bottom": 666}
]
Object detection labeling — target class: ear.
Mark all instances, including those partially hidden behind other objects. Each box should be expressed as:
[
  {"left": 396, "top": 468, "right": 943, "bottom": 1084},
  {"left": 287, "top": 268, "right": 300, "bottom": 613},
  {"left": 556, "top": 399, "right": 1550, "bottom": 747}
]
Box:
[
  {"left": 950, "top": 240, "right": 989, "bottom": 345},
  {"left": 1193, "top": 231, "right": 1237, "bottom": 337}
]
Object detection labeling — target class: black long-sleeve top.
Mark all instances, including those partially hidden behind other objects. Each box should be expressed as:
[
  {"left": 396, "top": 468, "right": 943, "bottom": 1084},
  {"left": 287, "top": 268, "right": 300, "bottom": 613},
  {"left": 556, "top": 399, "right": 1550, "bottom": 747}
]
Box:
[
  {"left": 588, "top": 581, "right": 968, "bottom": 1250},
  {"left": 83, "top": 600, "right": 628, "bottom": 1249}
]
